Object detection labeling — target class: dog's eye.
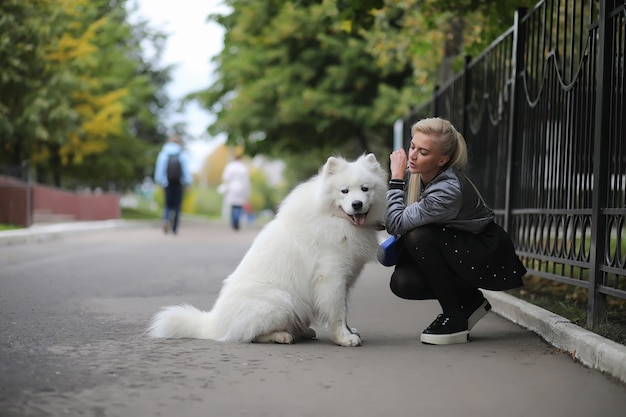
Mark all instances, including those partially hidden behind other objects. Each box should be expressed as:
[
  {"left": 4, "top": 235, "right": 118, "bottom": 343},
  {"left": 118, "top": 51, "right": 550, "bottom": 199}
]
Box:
[
  {"left": 341, "top": 188, "right": 349, "bottom": 194},
  {"left": 361, "top": 186, "right": 369, "bottom": 192}
]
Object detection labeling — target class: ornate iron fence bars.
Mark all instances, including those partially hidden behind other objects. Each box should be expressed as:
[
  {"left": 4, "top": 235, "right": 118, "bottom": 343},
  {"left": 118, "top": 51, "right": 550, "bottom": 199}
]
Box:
[{"left": 397, "top": 0, "right": 626, "bottom": 326}]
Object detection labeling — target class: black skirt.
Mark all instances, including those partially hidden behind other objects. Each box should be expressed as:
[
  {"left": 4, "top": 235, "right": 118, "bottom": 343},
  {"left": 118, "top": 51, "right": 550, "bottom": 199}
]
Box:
[{"left": 399, "top": 222, "right": 526, "bottom": 291}]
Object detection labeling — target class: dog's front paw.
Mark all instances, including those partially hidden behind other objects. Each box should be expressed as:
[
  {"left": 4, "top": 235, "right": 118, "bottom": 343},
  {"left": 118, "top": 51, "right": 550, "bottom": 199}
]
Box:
[
  {"left": 255, "top": 331, "right": 294, "bottom": 344},
  {"left": 333, "top": 331, "right": 362, "bottom": 347}
]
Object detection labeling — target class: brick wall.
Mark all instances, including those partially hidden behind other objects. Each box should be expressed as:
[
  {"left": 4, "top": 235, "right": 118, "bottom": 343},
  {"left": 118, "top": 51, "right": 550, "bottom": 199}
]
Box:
[
  {"left": 0, "top": 177, "right": 32, "bottom": 226},
  {"left": 0, "top": 176, "right": 120, "bottom": 226}
]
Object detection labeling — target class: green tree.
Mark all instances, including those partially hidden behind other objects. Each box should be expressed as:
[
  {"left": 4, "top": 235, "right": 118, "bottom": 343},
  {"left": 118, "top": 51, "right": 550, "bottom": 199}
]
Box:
[
  {"left": 365, "top": 0, "right": 537, "bottom": 90},
  {"left": 190, "top": 0, "right": 413, "bottom": 161},
  {"left": 59, "top": 0, "right": 173, "bottom": 188},
  {"left": 0, "top": 0, "right": 173, "bottom": 188},
  {"left": 0, "top": 0, "right": 72, "bottom": 169},
  {"left": 190, "top": 0, "right": 536, "bottom": 171}
]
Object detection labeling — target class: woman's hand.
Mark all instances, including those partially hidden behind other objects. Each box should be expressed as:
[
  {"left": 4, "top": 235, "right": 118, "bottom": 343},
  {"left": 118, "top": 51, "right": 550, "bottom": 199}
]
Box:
[{"left": 389, "top": 149, "right": 407, "bottom": 180}]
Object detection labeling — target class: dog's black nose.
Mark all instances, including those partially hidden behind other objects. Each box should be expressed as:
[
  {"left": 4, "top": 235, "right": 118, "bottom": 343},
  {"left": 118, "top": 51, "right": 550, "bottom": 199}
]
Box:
[{"left": 352, "top": 201, "right": 363, "bottom": 211}]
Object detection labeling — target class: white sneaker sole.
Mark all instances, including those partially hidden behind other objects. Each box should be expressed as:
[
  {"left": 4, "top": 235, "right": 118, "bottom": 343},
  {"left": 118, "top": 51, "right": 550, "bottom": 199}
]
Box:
[
  {"left": 468, "top": 300, "right": 492, "bottom": 330},
  {"left": 420, "top": 330, "right": 469, "bottom": 345}
]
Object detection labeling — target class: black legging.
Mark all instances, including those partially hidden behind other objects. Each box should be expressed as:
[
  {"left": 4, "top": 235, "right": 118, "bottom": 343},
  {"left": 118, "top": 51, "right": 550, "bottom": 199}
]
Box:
[
  {"left": 164, "top": 183, "right": 183, "bottom": 232},
  {"left": 389, "top": 226, "right": 481, "bottom": 318}
]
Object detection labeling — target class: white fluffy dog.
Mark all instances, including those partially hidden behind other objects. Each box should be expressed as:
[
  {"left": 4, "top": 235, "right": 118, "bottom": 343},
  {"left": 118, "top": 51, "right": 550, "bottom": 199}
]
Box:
[{"left": 148, "top": 153, "right": 387, "bottom": 346}]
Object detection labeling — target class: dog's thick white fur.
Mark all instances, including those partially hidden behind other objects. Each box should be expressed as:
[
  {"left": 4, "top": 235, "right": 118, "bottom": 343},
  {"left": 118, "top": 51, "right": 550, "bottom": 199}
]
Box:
[{"left": 148, "top": 153, "right": 388, "bottom": 346}]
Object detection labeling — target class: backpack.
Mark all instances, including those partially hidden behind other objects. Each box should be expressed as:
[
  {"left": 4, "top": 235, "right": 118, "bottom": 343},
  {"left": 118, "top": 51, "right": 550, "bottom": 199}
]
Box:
[{"left": 166, "top": 153, "right": 182, "bottom": 184}]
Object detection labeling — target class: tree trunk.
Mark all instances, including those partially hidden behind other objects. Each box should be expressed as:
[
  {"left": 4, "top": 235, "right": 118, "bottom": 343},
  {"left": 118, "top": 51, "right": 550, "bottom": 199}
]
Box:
[
  {"left": 354, "top": 129, "right": 370, "bottom": 154},
  {"left": 438, "top": 14, "right": 465, "bottom": 85}
]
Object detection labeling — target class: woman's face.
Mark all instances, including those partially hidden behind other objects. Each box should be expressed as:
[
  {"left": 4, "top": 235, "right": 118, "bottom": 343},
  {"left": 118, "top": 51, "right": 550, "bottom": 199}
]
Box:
[{"left": 407, "top": 132, "right": 450, "bottom": 183}]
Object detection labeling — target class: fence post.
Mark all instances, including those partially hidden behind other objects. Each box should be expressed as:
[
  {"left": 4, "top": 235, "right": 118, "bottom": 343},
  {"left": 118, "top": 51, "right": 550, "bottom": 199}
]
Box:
[
  {"left": 462, "top": 55, "right": 472, "bottom": 136},
  {"left": 393, "top": 118, "right": 404, "bottom": 150},
  {"left": 504, "top": 7, "right": 526, "bottom": 234},
  {"left": 432, "top": 85, "right": 440, "bottom": 116},
  {"left": 23, "top": 160, "right": 33, "bottom": 227},
  {"left": 588, "top": 0, "right": 612, "bottom": 327}
]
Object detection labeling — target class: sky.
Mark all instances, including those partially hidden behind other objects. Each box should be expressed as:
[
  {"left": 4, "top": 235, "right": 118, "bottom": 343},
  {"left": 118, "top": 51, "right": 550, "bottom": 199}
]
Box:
[{"left": 132, "top": 0, "right": 229, "bottom": 172}]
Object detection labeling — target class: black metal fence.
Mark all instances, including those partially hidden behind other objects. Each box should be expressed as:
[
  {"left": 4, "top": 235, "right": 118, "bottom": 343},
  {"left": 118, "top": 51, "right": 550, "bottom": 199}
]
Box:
[
  {"left": 0, "top": 162, "right": 30, "bottom": 182},
  {"left": 397, "top": 0, "right": 625, "bottom": 326}
]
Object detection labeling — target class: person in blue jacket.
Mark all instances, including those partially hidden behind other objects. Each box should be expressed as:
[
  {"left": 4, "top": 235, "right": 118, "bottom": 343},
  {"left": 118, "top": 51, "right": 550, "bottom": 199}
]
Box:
[
  {"left": 386, "top": 117, "right": 526, "bottom": 345},
  {"left": 154, "top": 135, "right": 193, "bottom": 235}
]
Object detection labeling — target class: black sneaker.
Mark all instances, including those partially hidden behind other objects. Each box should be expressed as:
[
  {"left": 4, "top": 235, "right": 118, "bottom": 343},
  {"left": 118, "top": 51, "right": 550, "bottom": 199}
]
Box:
[
  {"left": 462, "top": 297, "right": 492, "bottom": 330},
  {"left": 420, "top": 314, "right": 469, "bottom": 345}
]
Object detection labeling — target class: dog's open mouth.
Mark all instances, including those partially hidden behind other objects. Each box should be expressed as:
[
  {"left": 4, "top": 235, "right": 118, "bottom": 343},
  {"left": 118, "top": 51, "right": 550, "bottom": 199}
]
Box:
[{"left": 349, "top": 213, "right": 368, "bottom": 226}]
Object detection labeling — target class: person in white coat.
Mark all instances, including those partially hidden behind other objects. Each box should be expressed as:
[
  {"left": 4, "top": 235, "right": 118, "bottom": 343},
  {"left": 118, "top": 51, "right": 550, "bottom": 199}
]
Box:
[{"left": 220, "top": 152, "right": 251, "bottom": 230}]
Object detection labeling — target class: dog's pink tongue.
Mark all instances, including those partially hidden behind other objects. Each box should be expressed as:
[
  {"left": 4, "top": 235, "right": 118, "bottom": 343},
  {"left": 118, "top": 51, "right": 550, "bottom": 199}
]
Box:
[{"left": 354, "top": 214, "right": 367, "bottom": 226}]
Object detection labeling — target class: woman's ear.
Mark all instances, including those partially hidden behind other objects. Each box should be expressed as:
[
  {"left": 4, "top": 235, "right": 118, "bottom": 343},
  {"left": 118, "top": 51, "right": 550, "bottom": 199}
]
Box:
[{"left": 438, "top": 155, "right": 450, "bottom": 167}]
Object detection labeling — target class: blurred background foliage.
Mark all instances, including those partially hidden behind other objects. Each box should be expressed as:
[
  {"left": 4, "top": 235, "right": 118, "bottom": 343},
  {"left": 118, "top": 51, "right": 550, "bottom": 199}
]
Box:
[
  {"left": 191, "top": 0, "right": 537, "bottom": 169},
  {"left": 1, "top": 0, "right": 171, "bottom": 188},
  {"left": 1, "top": 0, "right": 537, "bottom": 215}
]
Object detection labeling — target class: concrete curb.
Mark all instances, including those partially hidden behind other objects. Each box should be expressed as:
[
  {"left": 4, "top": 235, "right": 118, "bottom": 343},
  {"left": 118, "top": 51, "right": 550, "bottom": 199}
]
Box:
[
  {"left": 0, "top": 219, "right": 155, "bottom": 247},
  {"left": 485, "top": 290, "right": 626, "bottom": 384}
]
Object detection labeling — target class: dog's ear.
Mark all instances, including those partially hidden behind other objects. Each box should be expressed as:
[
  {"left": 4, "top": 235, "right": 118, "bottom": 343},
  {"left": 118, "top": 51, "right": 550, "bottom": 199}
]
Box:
[
  {"left": 322, "top": 156, "right": 343, "bottom": 176},
  {"left": 359, "top": 153, "right": 388, "bottom": 181},
  {"left": 359, "top": 153, "right": 381, "bottom": 170}
]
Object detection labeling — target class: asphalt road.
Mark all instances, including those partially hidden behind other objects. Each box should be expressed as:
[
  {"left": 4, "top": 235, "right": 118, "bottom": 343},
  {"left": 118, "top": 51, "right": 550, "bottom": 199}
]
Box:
[{"left": 1, "top": 220, "right": 625, "bottom": 417}]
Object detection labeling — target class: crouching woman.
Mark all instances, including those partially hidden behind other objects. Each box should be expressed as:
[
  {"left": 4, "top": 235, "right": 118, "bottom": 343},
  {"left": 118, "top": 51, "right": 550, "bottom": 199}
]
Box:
[{"left": 385, "top": 117, "right": 526, "bottom": 345}]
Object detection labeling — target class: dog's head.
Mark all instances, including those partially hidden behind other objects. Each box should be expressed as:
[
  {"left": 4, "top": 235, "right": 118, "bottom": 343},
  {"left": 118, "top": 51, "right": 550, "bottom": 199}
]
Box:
[{"left": 320, "top": 153, "right": 388, "bottom": 227}]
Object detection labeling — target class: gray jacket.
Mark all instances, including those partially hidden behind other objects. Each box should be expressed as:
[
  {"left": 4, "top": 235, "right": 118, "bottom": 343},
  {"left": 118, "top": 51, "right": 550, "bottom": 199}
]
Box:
[{"left": 385, "top": 167, "right": 494, "bottom": 236}]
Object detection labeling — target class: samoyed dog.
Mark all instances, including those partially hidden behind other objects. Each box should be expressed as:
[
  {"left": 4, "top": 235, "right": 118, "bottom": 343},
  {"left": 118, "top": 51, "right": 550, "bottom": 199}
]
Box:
[{"left": 148, "top": 153, "right": 388, "bottom": 346}]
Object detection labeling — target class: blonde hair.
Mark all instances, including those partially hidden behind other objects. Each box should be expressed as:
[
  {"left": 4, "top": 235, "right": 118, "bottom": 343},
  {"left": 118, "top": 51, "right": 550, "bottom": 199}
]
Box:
[{"left": 406, "top": 117, "right": 468, "bottom": 204}]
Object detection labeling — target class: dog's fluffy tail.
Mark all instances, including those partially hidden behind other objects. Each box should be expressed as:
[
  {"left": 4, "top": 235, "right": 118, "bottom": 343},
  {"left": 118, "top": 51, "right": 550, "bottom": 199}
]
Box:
[{"left": 147, "top": 304, "right": 217, "bottom": 339}]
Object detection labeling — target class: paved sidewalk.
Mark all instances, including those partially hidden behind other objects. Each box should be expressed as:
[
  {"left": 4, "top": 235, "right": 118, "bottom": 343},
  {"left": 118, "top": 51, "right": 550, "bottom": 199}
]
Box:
[
  {"left": 0, "top": 219, "right": 157, "bottom": 247},
  {"left": 1, "top": 219, "right": 625, "bottom": 384}
]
